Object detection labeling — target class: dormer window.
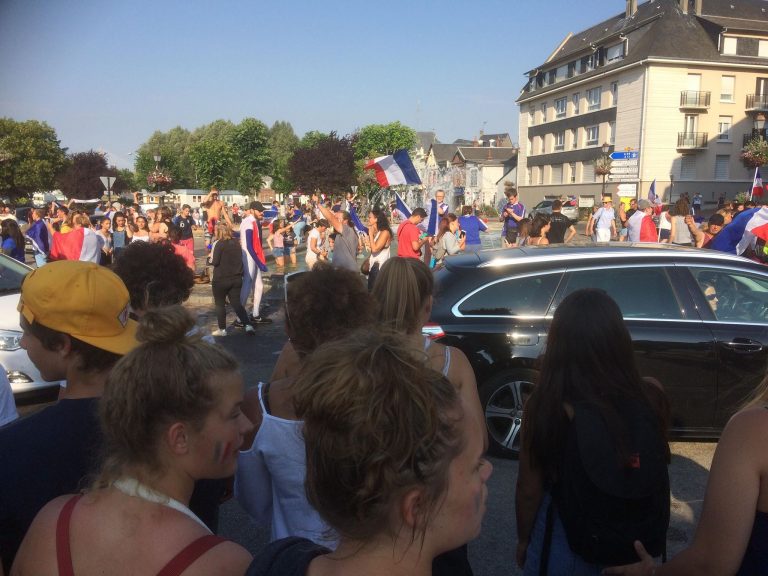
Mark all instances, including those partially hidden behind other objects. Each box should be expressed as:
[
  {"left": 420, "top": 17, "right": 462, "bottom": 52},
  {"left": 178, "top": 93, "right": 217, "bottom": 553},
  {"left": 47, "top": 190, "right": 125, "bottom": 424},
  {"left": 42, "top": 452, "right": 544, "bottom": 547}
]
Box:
[
  {"left": 722, "top": 36, "right": 737, "bottom": 55},
  {"left": 606, "top": 42, "right": 625, "bottom": 63}
]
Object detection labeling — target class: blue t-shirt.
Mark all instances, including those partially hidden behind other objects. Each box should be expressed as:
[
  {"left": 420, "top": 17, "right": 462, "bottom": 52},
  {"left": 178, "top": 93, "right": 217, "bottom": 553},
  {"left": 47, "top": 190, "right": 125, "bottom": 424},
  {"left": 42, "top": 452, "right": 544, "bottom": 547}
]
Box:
[
  {"left": 2, "top": 238, "right": 24, "bottom": 262},
  {"left": 458, "top": 215, "right": 488, "bottom": 246}
]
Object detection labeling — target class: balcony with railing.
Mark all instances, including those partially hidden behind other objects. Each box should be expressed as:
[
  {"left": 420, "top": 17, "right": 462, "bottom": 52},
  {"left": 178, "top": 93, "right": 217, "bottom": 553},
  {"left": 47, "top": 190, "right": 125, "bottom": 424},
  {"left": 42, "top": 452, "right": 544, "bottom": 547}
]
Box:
[
  {"left": 744, "top": 129, "right": 768, "bottom": 145},
  {"left": 677, "top": 132, "right": 708, "bottom": 149},
  {"left": 746, "top": 94, "right": 768, "bottom": 111},
  {"left": 679, "top": 91, "right": 711, "bottom": 109}
]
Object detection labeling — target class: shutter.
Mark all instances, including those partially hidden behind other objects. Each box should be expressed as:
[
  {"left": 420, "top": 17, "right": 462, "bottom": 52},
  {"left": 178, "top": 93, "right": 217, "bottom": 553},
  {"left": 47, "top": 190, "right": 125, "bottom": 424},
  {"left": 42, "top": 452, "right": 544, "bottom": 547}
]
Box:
[
  {"left": 551, "top": 164, "right": 564, "bottom": 184},
  {"left": 680, "top": 156, "right": 697, "bottom": 180},
  {"left": 714, "top": 156, "right": 730, "bottom": 181},
  {"left": 582, "top": 162, "right": 595, "bottom": 183}
]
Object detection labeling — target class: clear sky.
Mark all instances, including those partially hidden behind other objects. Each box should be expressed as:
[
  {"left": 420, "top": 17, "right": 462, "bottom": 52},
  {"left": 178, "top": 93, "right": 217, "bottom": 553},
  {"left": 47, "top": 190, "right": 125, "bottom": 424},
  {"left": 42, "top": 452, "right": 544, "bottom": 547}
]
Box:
[{"left": 0, "top": 0, "right": 616, "bottom": 169}]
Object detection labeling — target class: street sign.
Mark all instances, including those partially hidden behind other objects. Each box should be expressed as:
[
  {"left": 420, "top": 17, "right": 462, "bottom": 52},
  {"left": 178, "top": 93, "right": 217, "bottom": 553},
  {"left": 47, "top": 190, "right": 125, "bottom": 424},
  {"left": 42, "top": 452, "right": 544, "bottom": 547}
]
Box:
[
  {"left": 100, "top": 176, "right": 116, "bottom": 190},
  {"left": 608, "top": 175, "right": 639, "bottom": 182},
  {"left": 610, "top": 151, "right": 639, "bottom": 160},
  {"left": 611, "top": 159, "right": 638, "bottom": 167}
]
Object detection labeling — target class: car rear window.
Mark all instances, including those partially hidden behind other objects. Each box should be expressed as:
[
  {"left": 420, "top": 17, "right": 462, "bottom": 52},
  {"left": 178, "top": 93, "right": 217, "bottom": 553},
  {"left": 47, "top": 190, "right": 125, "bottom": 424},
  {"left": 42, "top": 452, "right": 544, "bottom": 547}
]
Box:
[
  {"left": 0, "top": 255, "right": 29, "bottom": 295},
  {"left": 559, "top": 266, "right": 683, "bottom": 319},
  {"left": 457, "top": 272, "right": 562, "bottom": 316}
]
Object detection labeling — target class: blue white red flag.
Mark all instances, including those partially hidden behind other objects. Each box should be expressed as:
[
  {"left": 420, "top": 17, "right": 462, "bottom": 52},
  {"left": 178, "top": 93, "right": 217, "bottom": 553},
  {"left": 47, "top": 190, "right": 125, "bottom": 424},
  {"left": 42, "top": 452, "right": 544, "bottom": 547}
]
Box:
[
  {"left": 752, "top": 167, "right": 764, "bottom": 199},
  {"left": 647, "top": 179, "right": 662, "bottom": 215},
  {"left": 349, "top": 206, "right": 369, "bottom": 234},
  {"left": 426, "top": 199, "right": 438, "bottom": 236},
  {"left": 710, "top": 207, "right": 764, "bottom": 255},
  {"left": 395, "top": 192, "right": 411, "bottom": 219},
  {"left": 365, "top": 149, "right": 422, "bottom": 187}
]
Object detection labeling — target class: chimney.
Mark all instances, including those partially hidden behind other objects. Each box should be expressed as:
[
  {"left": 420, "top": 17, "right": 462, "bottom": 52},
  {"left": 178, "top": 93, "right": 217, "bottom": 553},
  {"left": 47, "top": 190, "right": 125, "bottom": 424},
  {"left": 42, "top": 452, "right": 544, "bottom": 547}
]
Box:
[
  {"left": 626, "top": 0, "right": 637, "bottom": 17},
  {"left": 680, "top": 0, "right": 700, "bottom": 14}
]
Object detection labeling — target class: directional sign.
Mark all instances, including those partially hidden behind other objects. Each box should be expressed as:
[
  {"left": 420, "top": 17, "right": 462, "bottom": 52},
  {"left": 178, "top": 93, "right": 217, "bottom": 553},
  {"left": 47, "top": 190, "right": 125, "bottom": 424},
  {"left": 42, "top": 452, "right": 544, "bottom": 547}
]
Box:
[
  {"left": 610, "top": 151, "right": 639, "bottom": 160},
  {"left": 612, "top": 159, "right": 638, "bottom": 167}
]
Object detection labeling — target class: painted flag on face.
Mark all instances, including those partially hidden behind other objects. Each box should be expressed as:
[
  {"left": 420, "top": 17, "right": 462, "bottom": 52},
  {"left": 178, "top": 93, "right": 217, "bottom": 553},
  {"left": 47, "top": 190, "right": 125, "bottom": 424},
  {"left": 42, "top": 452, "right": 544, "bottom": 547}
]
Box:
[
  {"left": 349, "top": 206, "right": 369, "bottom": 234},
  {"left": 365, "top": 149, "right": 422, "bottom": 187},
  {"left": 752, "top": 167, "right": 764, "bottom": 199},
  {"left": 395, "top": 192, "right": 411, "bottom": 219}
]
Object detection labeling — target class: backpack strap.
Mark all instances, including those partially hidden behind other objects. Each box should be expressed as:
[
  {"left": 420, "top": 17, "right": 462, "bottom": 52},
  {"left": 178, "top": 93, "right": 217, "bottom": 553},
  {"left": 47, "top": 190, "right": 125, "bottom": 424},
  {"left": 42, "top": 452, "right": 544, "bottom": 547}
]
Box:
[
  {"left": 55, "top": 494, "right": 83, "bottom": 576},
  {"left": 156, "top": 534, "right": 226, "bottom": 576}
]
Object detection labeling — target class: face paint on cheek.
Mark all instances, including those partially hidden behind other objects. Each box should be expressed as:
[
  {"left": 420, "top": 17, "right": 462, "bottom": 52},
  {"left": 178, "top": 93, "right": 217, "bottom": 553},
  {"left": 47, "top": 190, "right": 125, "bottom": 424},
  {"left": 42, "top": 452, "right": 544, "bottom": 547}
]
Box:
[{"left": 214, "top": 441, "right": 233, "bottom": 464}]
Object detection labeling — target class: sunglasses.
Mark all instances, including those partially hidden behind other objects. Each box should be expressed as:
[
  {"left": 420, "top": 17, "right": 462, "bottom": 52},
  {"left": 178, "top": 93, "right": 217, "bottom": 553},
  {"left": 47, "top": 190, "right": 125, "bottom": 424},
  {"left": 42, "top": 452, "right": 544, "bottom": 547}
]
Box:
[{"left": 705, "top": 293, "right": 717, "bottom": 301}]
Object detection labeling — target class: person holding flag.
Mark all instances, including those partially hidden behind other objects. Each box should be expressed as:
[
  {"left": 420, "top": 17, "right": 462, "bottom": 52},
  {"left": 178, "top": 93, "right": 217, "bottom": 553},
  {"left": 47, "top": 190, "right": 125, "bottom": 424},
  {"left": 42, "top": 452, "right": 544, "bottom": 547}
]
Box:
[
  {"left": 317, "top": 202, "right": 361, "bottom": 273},
  {"left": 239, "top": 201, "right": 271, "bottom": 326}
]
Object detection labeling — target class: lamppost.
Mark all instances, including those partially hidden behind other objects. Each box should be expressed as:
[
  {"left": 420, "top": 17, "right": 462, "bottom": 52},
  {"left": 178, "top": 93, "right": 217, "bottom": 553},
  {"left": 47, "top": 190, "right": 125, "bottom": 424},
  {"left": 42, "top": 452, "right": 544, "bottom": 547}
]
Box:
[{"left": 596, "top": 142, "right": 612, "bottom": 199}]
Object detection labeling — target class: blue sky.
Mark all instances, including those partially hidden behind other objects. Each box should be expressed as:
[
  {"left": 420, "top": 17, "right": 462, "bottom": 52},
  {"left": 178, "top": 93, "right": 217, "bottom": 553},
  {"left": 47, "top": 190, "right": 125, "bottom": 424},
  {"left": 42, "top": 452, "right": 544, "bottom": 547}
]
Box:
[{"left": 1, "top": 0, "right": 615, "bottom": 169}]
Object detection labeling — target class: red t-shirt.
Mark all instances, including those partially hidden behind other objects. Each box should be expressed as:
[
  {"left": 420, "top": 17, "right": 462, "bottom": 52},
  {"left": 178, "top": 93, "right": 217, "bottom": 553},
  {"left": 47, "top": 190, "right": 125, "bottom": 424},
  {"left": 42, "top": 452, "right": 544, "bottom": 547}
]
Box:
[{"left": 397, "top": 220, "right": 422, "bottom": 259}]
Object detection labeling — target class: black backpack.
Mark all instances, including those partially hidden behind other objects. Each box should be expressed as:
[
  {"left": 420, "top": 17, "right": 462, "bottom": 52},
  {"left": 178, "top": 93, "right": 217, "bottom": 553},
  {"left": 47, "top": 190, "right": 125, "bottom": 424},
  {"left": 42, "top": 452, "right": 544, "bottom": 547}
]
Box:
[{"left": 551, "top": 400, "right": 670, "bottom": 566}]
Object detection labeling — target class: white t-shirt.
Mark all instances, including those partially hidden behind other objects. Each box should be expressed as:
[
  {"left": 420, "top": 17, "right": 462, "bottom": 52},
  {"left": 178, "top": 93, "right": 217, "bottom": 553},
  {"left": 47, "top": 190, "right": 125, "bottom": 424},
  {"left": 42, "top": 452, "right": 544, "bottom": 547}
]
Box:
[
  {"left": 0, "top": 368, "right": 18, "bottom": 427},
  {"left": 306, "top": 228, "right": 322, "bottom": 265}
]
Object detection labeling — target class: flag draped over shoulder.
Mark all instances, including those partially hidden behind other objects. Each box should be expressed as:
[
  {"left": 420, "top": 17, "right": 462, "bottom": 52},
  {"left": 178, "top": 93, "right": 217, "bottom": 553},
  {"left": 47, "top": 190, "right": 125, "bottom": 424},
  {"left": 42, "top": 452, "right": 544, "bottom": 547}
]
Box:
[
  {"left": 364, "top": 149, "right": 422, "bottom": 187},
  {"left": 50, "top": 228, "right": 85, "bottom": 261},
  {"left": 710, "top": 207, "right": 763, "bottom": 254}
]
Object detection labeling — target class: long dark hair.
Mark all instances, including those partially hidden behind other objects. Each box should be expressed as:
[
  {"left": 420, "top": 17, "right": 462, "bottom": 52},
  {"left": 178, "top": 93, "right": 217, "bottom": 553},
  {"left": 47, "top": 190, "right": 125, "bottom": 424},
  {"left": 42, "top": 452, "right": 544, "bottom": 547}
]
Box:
[
  {"left": 523, "top": 289, "right": 670, "bottom": 479},
  {"left": 370, "top": 208, "right": 392, "bottom": 236},
  {"left": 1, "top": 218, "right": 24, "bottom": 250}
]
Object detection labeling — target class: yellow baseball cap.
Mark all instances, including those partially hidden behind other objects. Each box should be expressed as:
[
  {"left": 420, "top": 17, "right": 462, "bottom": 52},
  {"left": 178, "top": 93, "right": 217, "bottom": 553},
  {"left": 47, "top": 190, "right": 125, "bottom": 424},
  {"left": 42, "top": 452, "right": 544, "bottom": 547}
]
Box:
[{"left": 17, "top": 261, "right": 139, "bottom": 355}]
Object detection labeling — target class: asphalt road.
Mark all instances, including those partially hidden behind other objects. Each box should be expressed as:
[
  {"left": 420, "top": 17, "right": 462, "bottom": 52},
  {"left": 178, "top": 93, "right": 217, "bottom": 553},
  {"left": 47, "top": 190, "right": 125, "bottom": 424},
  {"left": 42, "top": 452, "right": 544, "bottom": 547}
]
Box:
[{"left": 186, "top": 283, "right": 716, "bottom": 575}]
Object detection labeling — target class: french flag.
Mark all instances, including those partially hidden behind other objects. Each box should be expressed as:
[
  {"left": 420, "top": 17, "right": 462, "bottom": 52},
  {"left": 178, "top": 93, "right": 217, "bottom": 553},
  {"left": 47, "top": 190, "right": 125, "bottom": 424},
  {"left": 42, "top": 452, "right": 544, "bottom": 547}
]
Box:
[
  {"left": 50, "top": 228, "right": 101, "bottom": 263},
  {"left": 426, "top": 199, "right": 438, "bottom": 236},
  {"left": 394, "top": 192, "right": 411, "bottom": 220},
  {"left": 752, "top": 167, "right": 764, "bottom": 199},
  {"left": 365, "top": 149, "right": 422, "bottom": 187},
  {"left": 648, "top": 179, "right": 662, "bottom": 215},
  {"left": 349, "top": 206, "right": 369, "bottom": 234}
]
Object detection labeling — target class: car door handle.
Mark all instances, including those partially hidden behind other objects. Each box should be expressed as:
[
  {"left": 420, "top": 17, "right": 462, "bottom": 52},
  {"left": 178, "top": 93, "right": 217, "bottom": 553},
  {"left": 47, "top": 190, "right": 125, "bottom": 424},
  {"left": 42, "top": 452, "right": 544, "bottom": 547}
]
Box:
[{"left": 722, "top": 339, "right": 764, "bottom": 353}]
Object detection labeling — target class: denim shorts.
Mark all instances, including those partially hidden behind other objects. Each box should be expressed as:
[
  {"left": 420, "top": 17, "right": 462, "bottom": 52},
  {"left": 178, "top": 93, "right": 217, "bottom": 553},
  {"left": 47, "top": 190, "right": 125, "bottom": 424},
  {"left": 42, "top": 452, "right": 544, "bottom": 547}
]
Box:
[{"left": 272, "top": 247, "right": 285, "bottom": 257}]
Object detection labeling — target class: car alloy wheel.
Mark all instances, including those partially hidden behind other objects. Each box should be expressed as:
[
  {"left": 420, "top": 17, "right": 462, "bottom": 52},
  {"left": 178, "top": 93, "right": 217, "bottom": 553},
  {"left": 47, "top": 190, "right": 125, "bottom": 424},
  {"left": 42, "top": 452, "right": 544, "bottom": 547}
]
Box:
[{"left": 480, "top": 370, "right": 537, "bottom": 458}]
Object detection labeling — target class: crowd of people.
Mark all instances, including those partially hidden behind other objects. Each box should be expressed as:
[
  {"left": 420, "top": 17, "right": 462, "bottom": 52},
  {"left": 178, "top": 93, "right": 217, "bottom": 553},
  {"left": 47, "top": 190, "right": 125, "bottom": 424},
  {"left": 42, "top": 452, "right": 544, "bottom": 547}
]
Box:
[{"left": 2, "top": 185, "right": 768, "bottom": 575}]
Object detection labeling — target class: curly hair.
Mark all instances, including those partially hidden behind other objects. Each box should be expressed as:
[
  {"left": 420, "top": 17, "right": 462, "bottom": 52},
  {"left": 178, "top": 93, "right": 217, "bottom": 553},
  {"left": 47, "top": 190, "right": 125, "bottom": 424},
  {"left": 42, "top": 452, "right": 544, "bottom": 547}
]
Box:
[
  {"left": 293, "top": 328, "right": 463, "bottom": 542},
  {"left": 113, "top": 241, "right": 194, "bottom": 311},
  {"left": 286, "top": 263, "right": 377, "bottom": 357}
]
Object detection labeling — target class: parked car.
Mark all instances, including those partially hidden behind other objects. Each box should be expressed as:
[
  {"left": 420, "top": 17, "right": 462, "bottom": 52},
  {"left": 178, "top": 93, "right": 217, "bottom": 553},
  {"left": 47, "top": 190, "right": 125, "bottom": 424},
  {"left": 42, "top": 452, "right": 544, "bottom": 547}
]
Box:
[
  {"left": 0, "top": 254, "right": 59, "bottom": 403},
  {"left": 528, "top": 199, "right": 579, "bottom": 222},
  {"left": 427, "top": 244, "right": 768, "bottom": 457}
]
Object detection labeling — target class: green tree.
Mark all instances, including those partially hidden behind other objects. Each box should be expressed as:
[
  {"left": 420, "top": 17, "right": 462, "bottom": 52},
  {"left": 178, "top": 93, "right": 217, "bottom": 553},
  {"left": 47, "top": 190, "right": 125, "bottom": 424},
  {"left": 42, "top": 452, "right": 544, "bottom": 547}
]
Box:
[
  {"left": 114, "top": 168, "right": 136, "bottom": 194},
  {"left": 57, "top": 150, "right": 117, "bottom": 200},
  {"left": 231, "top": 117, "right": 271, "bottom": 194},
  {"left": 0, "top": 118, "right": 68, "bottom": 202},
  {"left": 189, "top": 139, "right": 235, "bottom": 189},
  {"left": 353, "top": 121, "right": 417, "bottom": 160},
  {"left": 134, "top": 127, "right": 194, "bottom": 189},
  {"left": 288, "top": 132, "right": 355, "bottom": 195},
  {"left": 269, "top": 121, "right": 299, "bottom": 194},
  {"left": 299, "top": 130, "right": 330, "bottom": 149}
]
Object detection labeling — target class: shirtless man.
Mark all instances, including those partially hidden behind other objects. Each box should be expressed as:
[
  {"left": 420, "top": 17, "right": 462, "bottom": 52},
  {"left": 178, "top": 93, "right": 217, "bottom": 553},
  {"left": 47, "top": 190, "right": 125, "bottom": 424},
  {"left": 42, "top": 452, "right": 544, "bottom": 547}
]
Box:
[{"left": 203, "top": 187, "right": 232, "bottom": 235}]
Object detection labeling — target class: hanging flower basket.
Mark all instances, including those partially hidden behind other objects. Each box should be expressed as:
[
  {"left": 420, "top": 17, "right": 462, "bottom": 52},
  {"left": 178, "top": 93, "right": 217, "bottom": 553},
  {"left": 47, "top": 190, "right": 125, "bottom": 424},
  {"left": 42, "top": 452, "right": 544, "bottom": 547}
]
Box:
[
  {"left": 147, "top": 170, "right": 173, "bottom": 187},
  {"left": 594, "top": 156, "right": 612, "bottom": 176},
  {"left": 741, "top": 138, "right": 768, "bottom": 169}
]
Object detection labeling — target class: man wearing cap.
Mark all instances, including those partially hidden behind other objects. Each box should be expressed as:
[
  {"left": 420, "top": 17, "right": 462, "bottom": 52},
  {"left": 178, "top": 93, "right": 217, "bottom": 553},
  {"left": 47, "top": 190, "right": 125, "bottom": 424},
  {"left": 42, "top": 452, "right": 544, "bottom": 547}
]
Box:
[
  {"left": 239, "top": 201, "right": 271, "bottom": 326},
  {"left": 0, "top": 261, "right": 138, "bottom": 572},
  {"left": 627, "top": 199, "right": 658, "bottom": 242}
]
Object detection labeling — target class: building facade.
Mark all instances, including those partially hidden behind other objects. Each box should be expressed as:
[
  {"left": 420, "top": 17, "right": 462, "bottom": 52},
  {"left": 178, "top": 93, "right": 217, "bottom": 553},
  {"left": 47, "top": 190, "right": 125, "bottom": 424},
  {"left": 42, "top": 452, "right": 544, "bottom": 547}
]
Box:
[{"left": 516, "top": 0, "right": 768, "bottom": 209}]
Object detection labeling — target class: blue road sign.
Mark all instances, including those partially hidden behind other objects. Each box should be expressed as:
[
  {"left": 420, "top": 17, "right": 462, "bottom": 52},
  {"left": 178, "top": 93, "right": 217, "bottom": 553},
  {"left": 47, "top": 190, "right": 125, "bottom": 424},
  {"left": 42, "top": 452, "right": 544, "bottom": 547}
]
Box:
[{"left": 610, "top": 151, "right": 639, "bottom": 160}]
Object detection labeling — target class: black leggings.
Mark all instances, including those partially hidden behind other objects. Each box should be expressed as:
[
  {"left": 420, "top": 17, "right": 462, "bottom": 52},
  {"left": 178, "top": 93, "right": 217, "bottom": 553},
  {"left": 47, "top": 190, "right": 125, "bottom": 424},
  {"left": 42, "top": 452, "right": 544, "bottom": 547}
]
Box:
[{"left": 212, "top": 279, "right": 250, "bottom": 329}]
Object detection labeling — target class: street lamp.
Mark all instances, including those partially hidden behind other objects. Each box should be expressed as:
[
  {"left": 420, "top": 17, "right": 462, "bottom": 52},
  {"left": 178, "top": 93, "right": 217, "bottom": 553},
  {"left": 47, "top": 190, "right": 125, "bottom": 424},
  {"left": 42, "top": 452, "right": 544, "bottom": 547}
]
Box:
[
  {"left": 153, "top": 154, "right": 162, "bottom": 206},
  {"left": 598, "top": 142, "right": 612, "bottom": 199},
  {"left": 756, "top": 112, "right": 767, "bottom": 139}
]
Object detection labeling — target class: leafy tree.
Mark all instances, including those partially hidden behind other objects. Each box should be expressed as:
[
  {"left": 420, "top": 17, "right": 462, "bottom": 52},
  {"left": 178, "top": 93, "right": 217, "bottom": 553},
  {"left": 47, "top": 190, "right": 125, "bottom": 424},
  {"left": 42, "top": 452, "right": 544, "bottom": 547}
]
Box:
[
  {"left": 288, "top": 132, "right": 355, "bottom": 195},
  {"left": 114, "top": 168, "right": 137, "bottom": 194},
  {"left": 231, "top": 118, "right": 271, "bottom": 194},
  {"left": 0, "top": 118, "right": 68, "bottom": 202},
  {"left": 189, "top": 139, "right": 235, "bottom": 189},
  {"left": 57, "top": 150, "right": 117, "bottom": 200},
  {"left": 299, "top": 130, "right": 330, "bottom": 149},
  {"left": 269, "top": 121, "right": 299, "bottom": 194},
  {"left": 134, "top": 127, "right": 194, "bottom": 189},
  {"left": 353, "top": 121, "right": 417, "bottom": 160}
]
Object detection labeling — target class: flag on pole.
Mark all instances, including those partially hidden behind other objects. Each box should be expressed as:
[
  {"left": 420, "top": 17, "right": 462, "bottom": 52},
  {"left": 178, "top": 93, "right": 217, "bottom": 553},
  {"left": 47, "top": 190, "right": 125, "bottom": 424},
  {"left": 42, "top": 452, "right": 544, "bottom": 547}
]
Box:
[
  {"left": 752, "top": 167, "right": 764, "bottom": 200},
  {"left": 349, "top": 206, "right": 369, "bottom": 234},
  {"left": 364, "top": 149, "right": 422, "bottom": 187},
  {"left": 426, "top": 199, "right": 438, "bottom": 236},
  {"left": 394, "top": 191, "right": 411, "bottom": 220},
  {"left": 647, "top": 179, "right": 662, "bottom": 216}
]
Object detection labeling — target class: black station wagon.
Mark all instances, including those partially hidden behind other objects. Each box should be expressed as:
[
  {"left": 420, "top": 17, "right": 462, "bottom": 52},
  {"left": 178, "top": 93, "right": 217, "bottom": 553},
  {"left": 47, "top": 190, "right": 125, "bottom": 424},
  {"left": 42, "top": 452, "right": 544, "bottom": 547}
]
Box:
[{"left": 427, "top": 244, "right": 768, "bottom": 456}]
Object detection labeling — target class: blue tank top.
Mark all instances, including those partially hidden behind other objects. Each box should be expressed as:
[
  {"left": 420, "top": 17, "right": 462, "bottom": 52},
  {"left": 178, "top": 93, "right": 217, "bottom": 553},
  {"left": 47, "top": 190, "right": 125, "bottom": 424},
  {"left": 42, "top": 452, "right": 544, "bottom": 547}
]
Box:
[
  {"left": 112, "top": 230, "right": 127, "bottom": 249},
  {"left": 737, "top": 510, "right": 768, "bottom": 575}
]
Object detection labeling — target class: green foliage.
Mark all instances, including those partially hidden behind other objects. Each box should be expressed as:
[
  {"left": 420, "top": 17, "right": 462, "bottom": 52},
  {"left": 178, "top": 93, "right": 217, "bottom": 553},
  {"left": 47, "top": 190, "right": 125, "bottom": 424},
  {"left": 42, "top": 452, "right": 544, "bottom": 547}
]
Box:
[
  {"left": 231, "top": 118, "right": 271, "bottom": 194},
  {"left": 0, "top": 118, "right": 68, "bottom": 201},
  {"left": 134, "top": 127, "right": 195, "bottom": 189},
  {"left": 288, "top": 132, "right": 355, "bottom": 195},
  {"left": 299, "top": 131, "right": 330, "bottom": 149},
  {"left": 57, "top": 150, "right": 115, "bottom": 200},
  {"left": 114, "top": 168, "right": 136, "bottom": 193},
  {"left": 269, "top": 121, "right": 299, "bottom": 194},
  {"left": 189, "top": 139, "right": 235, "bottom": 189},
  {"left": 353, "top": 121, "right": 417, "bottom": 161}
]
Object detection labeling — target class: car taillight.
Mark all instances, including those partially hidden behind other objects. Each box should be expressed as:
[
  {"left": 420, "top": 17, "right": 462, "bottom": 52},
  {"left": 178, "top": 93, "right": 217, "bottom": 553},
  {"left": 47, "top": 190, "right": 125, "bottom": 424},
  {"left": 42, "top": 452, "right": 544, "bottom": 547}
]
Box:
[{"left": 422, "top": 323, "right": 445, "bottom": 340}]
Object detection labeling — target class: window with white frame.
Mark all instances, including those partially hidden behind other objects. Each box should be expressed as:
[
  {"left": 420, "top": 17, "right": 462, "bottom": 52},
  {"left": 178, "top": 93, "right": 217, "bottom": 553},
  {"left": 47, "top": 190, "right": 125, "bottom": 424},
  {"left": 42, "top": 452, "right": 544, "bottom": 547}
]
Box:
[
  {"left": 470, "top": 168, "right": 478, "bottom": 187},
  {"left": 571, "top": 128, "right": 578, "bottom": 149},
  {"left": 555, "top": 97, "right": 567, "bottom": 118},
  {"left": 548, "top": 70, "right": 556, "bottom": 85},
  {"left": 717, "top": 116, "right": 732, "bottom": 141},
  {"left": 569, "top": 162, "right": 577, "bottom": 183},
  {"left": 552, "top": 164, "right": 564, "bottom": 184},
  {"left": 611, "top": 82, "right": 618, "bottom": 106},
  {"left": 587, "top": 87, "right": 602, "bottom": 111},
  {"left": 680, "top": 155, "right": 697, "bottom": 180},
  {"left": 572, "top": 92, "right": 580, "bottom": 114},
  {"left": 760, "top": 40, "right": 768, "bottom": 58},
  {"left": 555, "top": 131, "right": 565, "bottom": 151},
  {"left": 721, "top": 75, "right": 735, "bottom": 102},
  {"left": 722, "top": 36, "right": 737, "bottom": 55},
  {"left": 609, "top": 121, "right": 616, "bottom": 144},
  {"left": 715, "top": 155, "right": 730, "bottom": 180},
  {"left": 556, "top": 64, "right": 568, "bottom": 81},
  {"left": 585, "top": 125, "right": 599, "bottom": 146},
  {"left": 606, "top": 42, "right": 625, "bottom": 62}
]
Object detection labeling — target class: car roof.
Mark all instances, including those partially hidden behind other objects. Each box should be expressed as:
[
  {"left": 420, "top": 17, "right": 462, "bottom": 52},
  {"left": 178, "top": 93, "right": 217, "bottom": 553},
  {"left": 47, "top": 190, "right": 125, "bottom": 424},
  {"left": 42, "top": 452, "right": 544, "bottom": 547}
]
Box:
[{"left": 442, "top": 243, "right": 763, "bottom": 273}]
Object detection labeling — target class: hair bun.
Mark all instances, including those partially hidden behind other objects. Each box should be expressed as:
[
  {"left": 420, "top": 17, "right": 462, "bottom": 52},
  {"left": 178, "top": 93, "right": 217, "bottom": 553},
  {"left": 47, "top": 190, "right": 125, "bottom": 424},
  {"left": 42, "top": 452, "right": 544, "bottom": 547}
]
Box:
[{"left": 137, "top": 305, "right": 195, "bottom": 345}]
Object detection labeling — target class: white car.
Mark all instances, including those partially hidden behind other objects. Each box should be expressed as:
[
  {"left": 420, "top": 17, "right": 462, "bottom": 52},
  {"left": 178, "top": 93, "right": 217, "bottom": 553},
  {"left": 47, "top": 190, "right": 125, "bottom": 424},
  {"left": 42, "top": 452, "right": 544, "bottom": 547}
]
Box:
[{"left": 0, "top": 254, "right": 58, "bottom": 402}]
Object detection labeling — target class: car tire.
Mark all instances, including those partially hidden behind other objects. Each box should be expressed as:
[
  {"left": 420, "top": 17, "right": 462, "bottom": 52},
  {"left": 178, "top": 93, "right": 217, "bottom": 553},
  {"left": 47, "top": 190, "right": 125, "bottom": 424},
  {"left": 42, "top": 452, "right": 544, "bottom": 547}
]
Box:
[{"left": 479, "top": 369, "right": 538, "bottom": 458}]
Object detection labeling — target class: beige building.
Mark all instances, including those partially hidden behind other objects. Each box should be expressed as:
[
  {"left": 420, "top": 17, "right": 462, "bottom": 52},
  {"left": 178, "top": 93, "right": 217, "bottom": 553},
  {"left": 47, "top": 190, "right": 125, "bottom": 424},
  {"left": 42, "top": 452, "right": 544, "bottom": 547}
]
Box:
[{"left": 516, "top": 0, "right": 768, "bottom": 210}]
